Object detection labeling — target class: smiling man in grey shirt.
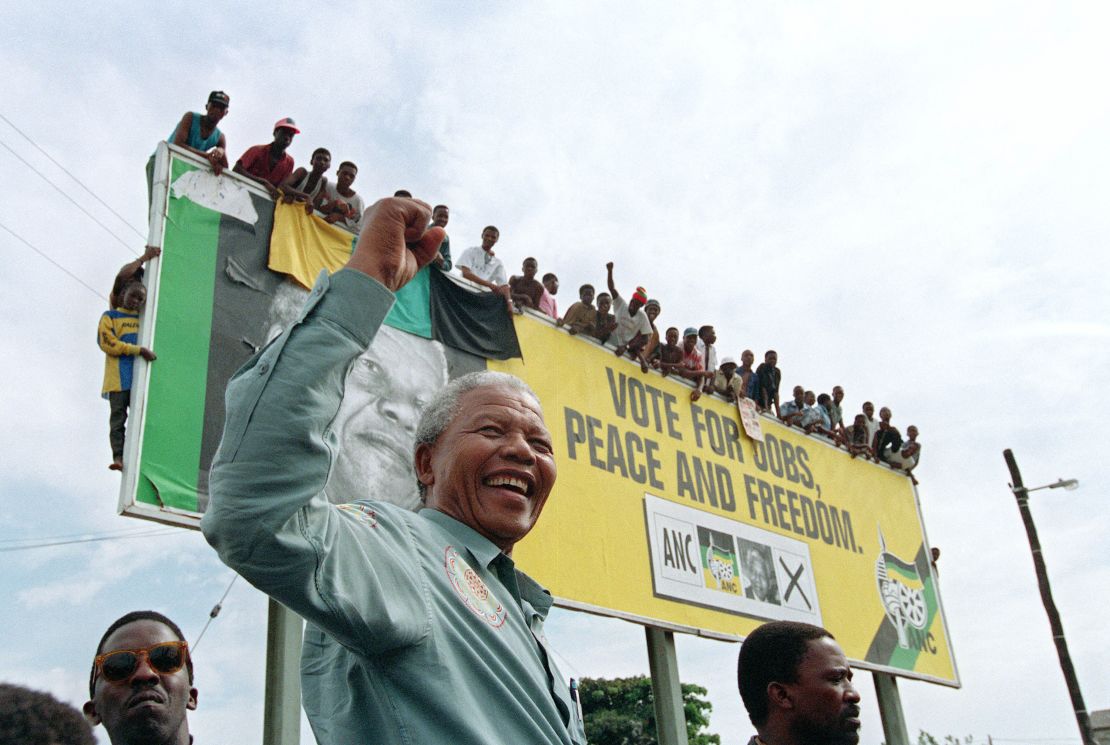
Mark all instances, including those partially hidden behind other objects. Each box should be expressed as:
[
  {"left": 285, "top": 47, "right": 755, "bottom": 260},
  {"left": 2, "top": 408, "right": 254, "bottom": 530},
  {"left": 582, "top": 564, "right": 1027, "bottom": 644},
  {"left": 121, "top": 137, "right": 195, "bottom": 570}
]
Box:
[{"left": 201, "top": 197, "right": 585, "bottom": 745}]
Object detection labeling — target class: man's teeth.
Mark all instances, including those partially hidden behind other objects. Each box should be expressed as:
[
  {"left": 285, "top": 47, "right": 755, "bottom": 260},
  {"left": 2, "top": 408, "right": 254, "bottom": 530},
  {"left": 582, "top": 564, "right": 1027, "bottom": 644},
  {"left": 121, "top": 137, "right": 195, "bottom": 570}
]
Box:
[{"left": 485, "top": 476, "right": 528, "bottom": 494}]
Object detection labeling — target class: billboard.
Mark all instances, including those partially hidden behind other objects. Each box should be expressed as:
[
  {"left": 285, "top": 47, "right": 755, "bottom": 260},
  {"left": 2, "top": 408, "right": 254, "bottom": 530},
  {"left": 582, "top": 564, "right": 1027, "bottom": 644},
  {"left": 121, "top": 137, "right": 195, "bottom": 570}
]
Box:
[
  {"left": 127, "top": 146, "right": 958, "bottom": 685},
  {"left": 491, "top": 321, "right": 958, "bottom": 685}
]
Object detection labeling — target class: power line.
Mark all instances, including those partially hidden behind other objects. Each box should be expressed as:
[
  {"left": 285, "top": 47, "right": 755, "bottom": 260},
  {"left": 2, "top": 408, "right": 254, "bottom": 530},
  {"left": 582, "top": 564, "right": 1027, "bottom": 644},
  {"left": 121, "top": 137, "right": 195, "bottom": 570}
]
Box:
[
  {"left": 548, "top": 642, "right": 581, "bottom": 679},
  {"left": 0, "top": 136, "right": 139, "bottom": 255},
  {"left": 192, "top": 574, "right": 239, "bottom": 652},
  {"left": 0, "top": 127, "right": 280, "bottom": 329},
  {"left": 0, "top": 113, "right": 147, "bottom": 240},
  {"left": 3, "top": 213, "right": 256, "bottom": 345},
  {"left": 0, "top": 221, "right": 106, "bottom": 300},
  {"left": 0, "top": 527, "right": 182, "bottom": 552},
  {"left": 0, "top": 525, "right": 173, "bottom": 545}
]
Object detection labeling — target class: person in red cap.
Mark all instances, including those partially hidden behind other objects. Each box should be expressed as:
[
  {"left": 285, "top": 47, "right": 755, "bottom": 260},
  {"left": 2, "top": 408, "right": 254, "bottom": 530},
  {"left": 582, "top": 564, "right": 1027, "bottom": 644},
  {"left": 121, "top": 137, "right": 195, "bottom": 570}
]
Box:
[
  {"left": 233, "top": 117, "right": 299, "bottom": 198},
  {"left": 605, "top": 261, "right": 653, "bottom": 373}
]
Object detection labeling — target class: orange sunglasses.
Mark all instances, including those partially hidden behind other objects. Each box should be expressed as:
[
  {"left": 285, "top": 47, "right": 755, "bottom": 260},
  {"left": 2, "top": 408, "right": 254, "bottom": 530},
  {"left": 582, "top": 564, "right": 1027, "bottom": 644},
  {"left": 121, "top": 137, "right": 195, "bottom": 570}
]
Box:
[{"left": 93, "top": 640, "right": 189, "bottom": 684}]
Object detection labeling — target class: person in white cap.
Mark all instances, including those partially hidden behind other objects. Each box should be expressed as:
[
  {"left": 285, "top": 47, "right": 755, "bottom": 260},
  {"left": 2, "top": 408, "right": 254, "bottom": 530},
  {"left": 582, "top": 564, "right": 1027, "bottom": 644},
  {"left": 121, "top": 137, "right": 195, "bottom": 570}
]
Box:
[{"left": 713, "top": 356, "right": 745, "bottom": 401}]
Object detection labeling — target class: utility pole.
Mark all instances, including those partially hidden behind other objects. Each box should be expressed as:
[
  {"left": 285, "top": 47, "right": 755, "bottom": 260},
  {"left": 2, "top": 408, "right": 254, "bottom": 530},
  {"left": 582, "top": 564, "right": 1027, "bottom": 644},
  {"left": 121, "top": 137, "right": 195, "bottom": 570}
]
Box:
[{"left": 1003, "top": 449, "right": 1095, "bottom": 745}]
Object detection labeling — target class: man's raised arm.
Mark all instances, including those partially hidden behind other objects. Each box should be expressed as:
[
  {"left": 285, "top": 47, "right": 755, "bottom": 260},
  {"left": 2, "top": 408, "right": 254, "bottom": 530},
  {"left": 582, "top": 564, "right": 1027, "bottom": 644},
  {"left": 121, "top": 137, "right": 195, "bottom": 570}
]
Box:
[
  {"left": 606, "top": 261, "right": 619, "bottom": 298},
  {"left": 200, "top": 198, "right": 442, "bottom": 647}
]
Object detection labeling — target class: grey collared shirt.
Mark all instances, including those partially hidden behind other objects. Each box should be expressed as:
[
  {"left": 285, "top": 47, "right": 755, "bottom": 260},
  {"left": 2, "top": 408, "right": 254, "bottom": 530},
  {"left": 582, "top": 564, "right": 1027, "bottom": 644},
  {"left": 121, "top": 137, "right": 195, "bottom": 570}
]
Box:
[{"left": 202, "top": 268, "right": 585, "bottom": 744}]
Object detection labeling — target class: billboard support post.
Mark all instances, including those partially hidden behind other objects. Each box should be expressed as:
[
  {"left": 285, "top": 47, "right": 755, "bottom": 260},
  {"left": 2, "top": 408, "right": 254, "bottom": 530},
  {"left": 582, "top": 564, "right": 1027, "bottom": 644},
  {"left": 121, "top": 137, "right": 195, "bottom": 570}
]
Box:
[
  {"left": 645, "top": 627, "right": 689, "bottom": 745},
  {"left": 874, "top": 672, "right": 909, "bottom": 745},
  {"left": 264, "top": 600, "right": 303, "bottom": 745}
]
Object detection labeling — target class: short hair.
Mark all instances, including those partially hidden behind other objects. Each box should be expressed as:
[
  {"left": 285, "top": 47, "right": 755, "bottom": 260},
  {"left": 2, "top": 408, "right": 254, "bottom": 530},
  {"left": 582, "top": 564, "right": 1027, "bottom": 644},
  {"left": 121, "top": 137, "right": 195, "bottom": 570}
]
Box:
[
  {"left": 339, "top": 161, "right": 358, "bottom": 172},
  {"left": 542, "top": 272, "right": 557, "bottom": 282},
  {"left": 523, "top": 257, "right": 538, "bottom": 265},
  {"left": 483, "top": 225, "right": 499, "bottom": 235},
  {"left": 597, "top": 292, "right": 611, "bottom": 301},
  {"left": 414, "top": 371, "right": 540, "bottom": 498},
  {"left": 90, "top": 610, "right": 192, "bottom": 698},
  {"left": 122, "top": 282, "right": 146, "bottom": 299},
  {"left": 817, "top": 393, "right": 831, "bottom": 405},
  {"left": 394, "top": 189, "right": 412, "bottom": 198},
  {"left": 579, "top": 284, "right": 594, "bottom": 294},
  {"left": 112, "top": 273, "right": 145, "bottom": 305},
  {"left": 698, "top": 325, "right": 713, "bottom": 337},
  {"left": 765, "top": 349, "right": 777, "bottom": 359},
  {"left": 0, "top": 683, "right": 96, "bottom": 745},
  {"left": 737, "top": 621, "right": 833, "bottom": 727},
  {"left": 433, "top": 204, "right": 448, "bottom": 212},
  {"left": 311, "top": 147, "right": 331, "bottom": 159}
]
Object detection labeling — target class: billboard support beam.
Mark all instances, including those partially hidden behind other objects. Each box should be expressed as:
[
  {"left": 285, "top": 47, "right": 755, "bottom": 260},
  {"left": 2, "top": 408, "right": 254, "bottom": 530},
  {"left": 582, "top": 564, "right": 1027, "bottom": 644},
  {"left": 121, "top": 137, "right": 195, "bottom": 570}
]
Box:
[
  {"left": 264, "top": 599, "right": 303, "bottom": 745},
  {"left": 874, "top": 672, "right": 909, "bottom": 745},
  {"left": 645, "top": 627, "right": 688, "bottom": 745}
]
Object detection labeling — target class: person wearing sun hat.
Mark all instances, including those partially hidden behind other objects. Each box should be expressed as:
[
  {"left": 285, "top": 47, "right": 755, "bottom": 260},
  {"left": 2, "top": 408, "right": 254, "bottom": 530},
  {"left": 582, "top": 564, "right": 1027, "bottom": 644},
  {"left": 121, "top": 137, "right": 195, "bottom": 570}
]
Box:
[
  {"left": 713, "top": 356, "right": 745, "bottom": 401},
  {"left": 605, "top": 261, "right": 653, "bottom": 372},
  {"left": 233, "top": 116, "right": 300, "bottom": 198}
]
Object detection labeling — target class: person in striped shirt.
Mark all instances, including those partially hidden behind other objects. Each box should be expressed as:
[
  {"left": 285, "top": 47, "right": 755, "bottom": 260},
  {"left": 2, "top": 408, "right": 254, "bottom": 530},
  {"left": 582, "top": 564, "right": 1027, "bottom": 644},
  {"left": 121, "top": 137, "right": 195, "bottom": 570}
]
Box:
[{"left": 98, "top": 282, "right": 156, "bottom": 471}]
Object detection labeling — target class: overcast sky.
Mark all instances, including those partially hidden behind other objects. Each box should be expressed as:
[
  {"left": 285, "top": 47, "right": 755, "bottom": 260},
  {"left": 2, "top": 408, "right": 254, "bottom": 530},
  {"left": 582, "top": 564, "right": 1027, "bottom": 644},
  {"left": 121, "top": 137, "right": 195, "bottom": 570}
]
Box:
[{"left": 2, "top": 2, "right": 1109, "bottom": 744}]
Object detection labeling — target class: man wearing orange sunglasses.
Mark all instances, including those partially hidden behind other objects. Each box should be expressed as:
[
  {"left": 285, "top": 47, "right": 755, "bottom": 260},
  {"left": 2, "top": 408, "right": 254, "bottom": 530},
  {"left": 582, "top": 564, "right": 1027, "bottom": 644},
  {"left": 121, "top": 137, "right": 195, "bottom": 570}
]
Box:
[{"left": 83, "top": 611, "right": 197, "bottom": 745}]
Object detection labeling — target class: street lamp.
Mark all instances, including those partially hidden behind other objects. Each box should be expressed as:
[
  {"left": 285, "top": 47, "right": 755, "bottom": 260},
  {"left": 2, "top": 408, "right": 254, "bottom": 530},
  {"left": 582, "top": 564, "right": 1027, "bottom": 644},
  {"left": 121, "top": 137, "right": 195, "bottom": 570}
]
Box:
[
  {"left": 1003, "top": 450, "right": 1094, "bottom": 745},
  {"left": 1017, "top": 478, "right": 1079, "bottom": 494}
]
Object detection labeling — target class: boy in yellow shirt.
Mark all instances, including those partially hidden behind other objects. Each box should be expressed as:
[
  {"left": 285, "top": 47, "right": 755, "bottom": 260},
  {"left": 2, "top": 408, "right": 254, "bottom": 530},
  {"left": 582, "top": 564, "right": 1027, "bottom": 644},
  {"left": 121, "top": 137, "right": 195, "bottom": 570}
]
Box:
[{"left": 98, "top": 283, "right": 156, "bottom": 471}]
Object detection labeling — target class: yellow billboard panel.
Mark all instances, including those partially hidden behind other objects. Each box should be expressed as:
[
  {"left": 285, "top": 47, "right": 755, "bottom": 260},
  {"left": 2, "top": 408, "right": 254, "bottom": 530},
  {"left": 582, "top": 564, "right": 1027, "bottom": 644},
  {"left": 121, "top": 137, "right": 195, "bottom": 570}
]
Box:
[{"left": 493, "top": 316, "right": 958, "bottom": 685}]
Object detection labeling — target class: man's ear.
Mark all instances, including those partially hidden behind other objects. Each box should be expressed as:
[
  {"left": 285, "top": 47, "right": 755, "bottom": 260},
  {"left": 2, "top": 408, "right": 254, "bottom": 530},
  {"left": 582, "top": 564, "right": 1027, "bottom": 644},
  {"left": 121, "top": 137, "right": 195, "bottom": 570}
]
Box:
[
  {"left": 767, "top": 682, "right": 794, "bottom": 712},
  {"left": 83, "top": 700, "right": 101, "bottom": 726},
  {"left": 414, "top": 443, "right": 435, "bottom": 495},
  {"left": 187, "top": 687, "right": 198, "bottom": 711}
]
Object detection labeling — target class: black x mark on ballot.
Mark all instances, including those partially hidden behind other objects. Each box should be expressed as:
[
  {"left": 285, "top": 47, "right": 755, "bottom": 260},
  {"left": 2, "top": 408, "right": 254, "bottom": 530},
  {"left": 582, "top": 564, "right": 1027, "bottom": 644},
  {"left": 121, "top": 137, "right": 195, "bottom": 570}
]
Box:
[{"left": 779, "top": 557, "right": 811, "bottom": 610}]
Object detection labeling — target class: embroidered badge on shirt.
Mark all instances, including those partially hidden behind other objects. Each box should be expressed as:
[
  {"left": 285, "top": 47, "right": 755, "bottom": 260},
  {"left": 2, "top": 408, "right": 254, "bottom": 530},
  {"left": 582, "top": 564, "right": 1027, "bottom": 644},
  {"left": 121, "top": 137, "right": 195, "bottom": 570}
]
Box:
[
  {"left": 444, "top": 546, "right": 507, "bottom": 628},
  {"left": 336, "top": 503, "right": 377, "bottom": 526}
]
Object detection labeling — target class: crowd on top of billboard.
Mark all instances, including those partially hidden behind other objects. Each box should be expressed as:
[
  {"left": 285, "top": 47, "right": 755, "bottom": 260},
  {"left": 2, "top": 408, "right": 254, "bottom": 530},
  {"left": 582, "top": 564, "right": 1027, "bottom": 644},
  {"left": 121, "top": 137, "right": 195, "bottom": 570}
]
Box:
[
  {"left": 543, "top": 261, "right": 922, "bottom": 484},
  {"left": 106, "top": 89, "right": 921, "bottom": 485}
]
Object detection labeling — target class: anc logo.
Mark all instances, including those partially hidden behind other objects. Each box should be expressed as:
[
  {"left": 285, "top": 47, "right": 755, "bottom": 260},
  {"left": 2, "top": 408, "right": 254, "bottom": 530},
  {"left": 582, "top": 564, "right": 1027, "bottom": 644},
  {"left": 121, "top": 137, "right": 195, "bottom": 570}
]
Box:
[
  {"left": 875, "top": 531, "right": 928, "bottom": 650},
  {"left": 444, "top": 546, "right": 507, "bottom": 628},
  {"left": 697, "top": 527, "right": 740, "bottom": 595}
]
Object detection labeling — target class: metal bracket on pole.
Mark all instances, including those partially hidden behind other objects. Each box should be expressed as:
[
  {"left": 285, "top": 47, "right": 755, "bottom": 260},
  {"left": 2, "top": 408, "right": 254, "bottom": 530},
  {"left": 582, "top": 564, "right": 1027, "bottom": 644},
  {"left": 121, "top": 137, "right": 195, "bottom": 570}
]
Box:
[
  {"left": 645, "top": 626, "right": 689, "bottom": 745},
  {"left": 264, "top": 599, "right": 303, "bottom": 745},
  {"left": 873, "top": 672, "right": 910, "bottom": 745}
]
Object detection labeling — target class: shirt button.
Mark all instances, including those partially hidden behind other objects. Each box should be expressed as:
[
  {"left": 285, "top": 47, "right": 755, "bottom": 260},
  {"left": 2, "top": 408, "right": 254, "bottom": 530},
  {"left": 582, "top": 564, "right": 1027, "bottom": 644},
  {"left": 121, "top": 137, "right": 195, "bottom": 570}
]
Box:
[{"left": 258, "top": 362, "right": 269, "bottom": 375}]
